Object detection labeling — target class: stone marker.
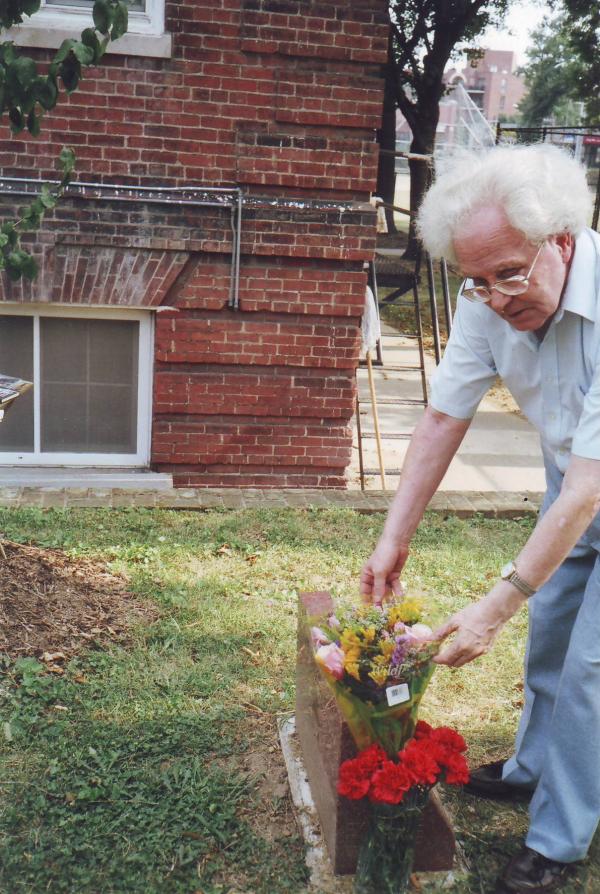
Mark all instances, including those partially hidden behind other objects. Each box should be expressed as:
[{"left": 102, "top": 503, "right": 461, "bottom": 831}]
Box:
[{"left": 296, "top": 591, "right": 456, "bottom": 876}]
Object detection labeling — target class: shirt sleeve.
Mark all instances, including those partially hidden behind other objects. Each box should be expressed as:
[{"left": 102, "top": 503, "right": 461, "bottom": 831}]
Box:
[
  {"left": 429, "top": 294, "right": 498, "bottom": 420},
  {"left": 571, "top": 351, "right": 600, "bottom": 461}
]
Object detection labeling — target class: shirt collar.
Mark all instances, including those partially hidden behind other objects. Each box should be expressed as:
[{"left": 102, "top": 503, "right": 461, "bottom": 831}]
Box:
[{"left": 555, "top": 229, "right": 598, "bottom": 324}]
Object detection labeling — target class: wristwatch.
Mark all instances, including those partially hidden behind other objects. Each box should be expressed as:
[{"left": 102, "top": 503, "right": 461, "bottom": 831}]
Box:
[{"left": 500, "top": 561, "right": 536, "bottom": 598}]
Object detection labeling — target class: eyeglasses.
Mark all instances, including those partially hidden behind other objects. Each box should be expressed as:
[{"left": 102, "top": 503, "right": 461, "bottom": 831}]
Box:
[{"left": 460, "top": 241, "right": 546, "bottom": 304}]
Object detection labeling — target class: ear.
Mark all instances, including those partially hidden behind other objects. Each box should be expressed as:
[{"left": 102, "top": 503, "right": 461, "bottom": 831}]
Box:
[{"left": 552, "top": 232, "right": 574, "bottom": 264}]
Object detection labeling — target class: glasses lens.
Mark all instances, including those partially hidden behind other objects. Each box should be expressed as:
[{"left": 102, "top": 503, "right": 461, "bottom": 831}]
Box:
[
  {"left": 495, "top": 277, "right": 528, "bottom": 296},
  {"left": 463, "top": 286, "right": 490, "bottom": 303}
]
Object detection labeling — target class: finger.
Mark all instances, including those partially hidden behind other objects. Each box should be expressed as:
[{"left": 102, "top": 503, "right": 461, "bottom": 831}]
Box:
[
  {"left": 359, "top": 568, "right": 374, "bottom": 596},
  {"left": 432, "top": 620, "right": 458, "bottom": 641}
]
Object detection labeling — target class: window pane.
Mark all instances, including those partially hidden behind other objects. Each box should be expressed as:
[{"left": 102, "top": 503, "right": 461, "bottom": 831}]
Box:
[
  {"left": 45, "top": 1, "right": 145, "bottom": 11},
  {"left": 41, "top": 318, "right": 139, "bottom": 454},
  {"left": 0, "top": 316, "right": 34, "bottom": 452}
]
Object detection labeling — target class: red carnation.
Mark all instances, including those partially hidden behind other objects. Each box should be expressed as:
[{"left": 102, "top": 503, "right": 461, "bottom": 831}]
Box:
[
  {"left": 370, "top": 761, "right": 413, "bottom": 804},
  {"left": 354, "top": 743, "right": 388, "bottom": 774},
  {"left": 430, "top": 726, "right": 467, "bottom": 754},
  {"left": 338, "top": 759, "right": 372, "bottom": 799},
  {"left": 443, "top": 751, "right": 470, "bottom": 786},
  {"left": 400, "top": 738, "right": 441, "bottom": 786},
  {"left": 414, "top": 720, "right": 433, "bottom": 739}
]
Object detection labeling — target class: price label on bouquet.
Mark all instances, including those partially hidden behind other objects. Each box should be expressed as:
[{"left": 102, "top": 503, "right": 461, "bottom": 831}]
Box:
[{"left": 385, "top": 683, "right": 410, "bottom": 707}]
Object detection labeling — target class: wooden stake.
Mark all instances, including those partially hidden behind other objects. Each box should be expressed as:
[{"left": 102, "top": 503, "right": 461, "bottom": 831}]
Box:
[{"left": 366, "top": 350, "right": 386, "bottom": 491}]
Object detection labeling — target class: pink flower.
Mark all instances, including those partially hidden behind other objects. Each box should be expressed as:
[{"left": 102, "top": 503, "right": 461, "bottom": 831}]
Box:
[
  {"left": 406, "top": 623, "right": 433, "bottom": 640},
  {"left": 315, "top": 643, "right": 345, "bottom": 680},
  {"left": 311, "top": 626, "right": 331, "bottom": 647},
  {"left": 328, "top": 614, "right": 341, "bottom": 628}
]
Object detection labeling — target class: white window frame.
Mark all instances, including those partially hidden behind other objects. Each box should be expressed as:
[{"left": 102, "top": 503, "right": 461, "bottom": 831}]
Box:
[
  {"left": 0, "top": 304, "right": 154, "bottom": 467},
  {"left": 5, "top": 0, "right": 172, "bottom": 59}
]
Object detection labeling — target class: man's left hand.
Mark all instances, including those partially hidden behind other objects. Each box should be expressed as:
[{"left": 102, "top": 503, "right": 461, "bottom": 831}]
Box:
[{"left": 433, "top": 587, "right": 526, "bottom": 668}]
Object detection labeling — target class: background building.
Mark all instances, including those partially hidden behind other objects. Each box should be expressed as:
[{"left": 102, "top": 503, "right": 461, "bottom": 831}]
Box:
[{"left": 0, "top": 0, "right": 389, "bottom": 488}]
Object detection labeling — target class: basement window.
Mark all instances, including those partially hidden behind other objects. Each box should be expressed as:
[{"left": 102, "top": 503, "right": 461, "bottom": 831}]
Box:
[
  {"left": 0, "top": 307, "right": 153, "bottom": 466},
  {"left": 5, "top": 0, "right": 172, "bottom": 58}
]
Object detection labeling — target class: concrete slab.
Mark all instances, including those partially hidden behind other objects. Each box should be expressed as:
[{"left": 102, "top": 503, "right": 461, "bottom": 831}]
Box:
[{"left": 0, "top": 467, "right": 173, "bottom": 490}]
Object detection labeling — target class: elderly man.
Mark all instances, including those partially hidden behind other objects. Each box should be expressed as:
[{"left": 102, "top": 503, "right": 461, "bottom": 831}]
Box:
[{"left": 361, "top": 144, "right": 600, "bottom": 894}]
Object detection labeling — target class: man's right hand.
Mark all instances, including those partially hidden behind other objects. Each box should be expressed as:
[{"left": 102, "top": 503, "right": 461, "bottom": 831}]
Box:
[{"left": 359, "top": 539, "right": 409, "bottom": 605}]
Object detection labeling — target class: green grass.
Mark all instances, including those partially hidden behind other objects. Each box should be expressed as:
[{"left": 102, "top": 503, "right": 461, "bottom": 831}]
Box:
[{"left": 0, "top": 507, "right": 597, "bottom": 893}]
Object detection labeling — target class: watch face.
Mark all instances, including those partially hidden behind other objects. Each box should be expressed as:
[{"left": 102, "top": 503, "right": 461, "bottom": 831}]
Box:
[{"left": 501, "top": 561, "right": 514, "bottom": 579}]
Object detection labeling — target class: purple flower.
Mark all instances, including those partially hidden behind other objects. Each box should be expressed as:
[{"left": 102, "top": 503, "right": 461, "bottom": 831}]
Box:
[{"left": 391, "top": 634, "right": 411, "bottom": 667}]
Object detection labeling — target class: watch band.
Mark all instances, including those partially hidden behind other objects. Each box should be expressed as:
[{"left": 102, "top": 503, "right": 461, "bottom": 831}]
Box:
[{"left": 501, "top": 561, "right": 537, "bottom": 598}]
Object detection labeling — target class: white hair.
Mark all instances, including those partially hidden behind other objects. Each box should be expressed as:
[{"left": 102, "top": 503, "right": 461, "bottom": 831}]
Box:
[{"left": 417, "top": 143, "right": 593, "bottom": 263}]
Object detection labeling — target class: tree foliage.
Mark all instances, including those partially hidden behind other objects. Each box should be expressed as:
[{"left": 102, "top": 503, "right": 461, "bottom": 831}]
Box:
[
  {"left": 0, "top": 0, "right": 129, "bottom": 281},
  {"left": 519, "top": 3, "right": 600, "bottom": 127},
  {"left": 382, "top": 1, "right": 510, "bottom": 252}
]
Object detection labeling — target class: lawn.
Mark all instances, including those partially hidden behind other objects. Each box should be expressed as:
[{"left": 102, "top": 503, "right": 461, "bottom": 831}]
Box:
[{"left": 0, "top": 507, "right": 596, "bottom": 893}]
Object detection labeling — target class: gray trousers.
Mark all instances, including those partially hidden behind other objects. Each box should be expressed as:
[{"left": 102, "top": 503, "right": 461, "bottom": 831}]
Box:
[{"left": 502, "top": 457, "right": 600, "bottom": 862}]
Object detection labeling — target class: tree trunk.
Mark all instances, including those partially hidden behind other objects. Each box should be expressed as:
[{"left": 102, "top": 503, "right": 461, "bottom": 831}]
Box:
[
  {"left": 376, "top": 29, "right": 399, "bottom": 234},
  {"left": 404, "top": 112, "right": 438, "bottom": 260}
]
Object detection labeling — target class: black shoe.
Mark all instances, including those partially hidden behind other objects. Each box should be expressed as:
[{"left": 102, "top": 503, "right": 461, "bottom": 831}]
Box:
[
  {"left": 464, "top": 760, "right": 533, "bottom": 801},
  {"left": 495, "top": 846, "right": 575, "bottom": 893}
]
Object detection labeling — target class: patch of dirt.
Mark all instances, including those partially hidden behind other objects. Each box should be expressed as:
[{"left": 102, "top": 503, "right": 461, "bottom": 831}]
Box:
[{"left": 0, "top": 539, "right": 158, "bottom": 663}]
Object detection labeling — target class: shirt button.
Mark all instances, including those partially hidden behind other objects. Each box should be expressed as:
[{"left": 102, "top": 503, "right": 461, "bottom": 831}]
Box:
[{"left": 548, "top": 412, "right": 556, "bottom": 421}]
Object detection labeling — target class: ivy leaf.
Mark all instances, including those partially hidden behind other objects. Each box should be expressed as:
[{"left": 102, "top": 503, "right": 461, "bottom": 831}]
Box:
[
  {"left": 52, "top": 39, "right": 77, "bottom": 66},
  {"left": 111, "top": 2, "right": 128, "bottom": 42},
  {"left": 26, "top": 108, "right": 40, "bottom": 136},
  {"left": 5, "top": 250, "right": 38, "bottom": 282},
  {"left": 34, "top": 77, "right": 58, "bottom": 111},
  {"left": 92, "top": 0, "right": 112, "bottom": 34},
  {"left": 9, "top": 106, "right": 24, "bottom": 133},
  {"left": 22, "top": 0, "right": 42, "bottom": 15},
  {"left": 40, "top": 185, "right": 58, "bottom": 210},
  {"left": 59, "top": 57, "right": 81, "bottom": 94},
  {"left": 81, "top": 28, "right": 102, "bottom": 64},
  {"left": 72, "top": 42, "right": 95, "bottom": 66},
  {"left": 59, "top": 146, "right": 76, "bottom": 177}
]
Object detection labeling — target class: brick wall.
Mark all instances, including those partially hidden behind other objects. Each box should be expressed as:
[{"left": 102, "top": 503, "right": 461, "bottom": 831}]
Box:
[{"left": 0, "top": 0, "right": 389, "bottom": 487}]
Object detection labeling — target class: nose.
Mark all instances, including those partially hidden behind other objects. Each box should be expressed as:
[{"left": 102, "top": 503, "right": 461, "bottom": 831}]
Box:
[{"left": 489, "top": 288, "right": 512, "bottom": 316}]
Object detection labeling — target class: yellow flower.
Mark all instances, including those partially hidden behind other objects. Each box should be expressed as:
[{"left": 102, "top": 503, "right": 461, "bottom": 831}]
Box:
[
  {"left": 362, "top": 626, "right": 376, "bottom": 644},
  {"left": 340, "top": 629, "right": 362, "bottom": 652},
  {"left": 345, "top": 660, "right": 361, "bottom": 680},
  {"left": 389, "top": 597, "right": 424, "bottom": 625},
  {"left": 380, "top": 639, "right": 396, "bottom": 659},
  {"left": 372, "top": 653, "right": 389, "bottom": 666},
  {"left": 368, "top": 665, "right": 389, "bottom": 686}
]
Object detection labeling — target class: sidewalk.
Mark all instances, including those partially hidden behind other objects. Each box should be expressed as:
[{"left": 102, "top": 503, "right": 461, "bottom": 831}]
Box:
[{"left": 351, "top": 322, "right": 546, "bottom": 496}]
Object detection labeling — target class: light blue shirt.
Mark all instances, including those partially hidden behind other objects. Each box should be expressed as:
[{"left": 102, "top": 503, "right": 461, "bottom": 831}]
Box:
[{"left": 430, "top": 228, "right": 600, "bottom": 474}]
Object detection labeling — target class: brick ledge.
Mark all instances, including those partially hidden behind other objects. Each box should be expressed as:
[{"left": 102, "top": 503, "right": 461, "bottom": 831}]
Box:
[{"left": 0, "top": 487, "right": 542, "bottom": 517}]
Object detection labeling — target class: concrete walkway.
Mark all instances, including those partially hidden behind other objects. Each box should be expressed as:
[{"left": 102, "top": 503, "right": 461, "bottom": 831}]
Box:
[{"left": 351, "top": 322, "right": 546, "bottom": 496}]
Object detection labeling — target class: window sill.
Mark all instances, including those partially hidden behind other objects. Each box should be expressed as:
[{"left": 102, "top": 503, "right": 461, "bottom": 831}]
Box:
[{"left": 4, "top": 23, "right": 172, "bottom": 59}]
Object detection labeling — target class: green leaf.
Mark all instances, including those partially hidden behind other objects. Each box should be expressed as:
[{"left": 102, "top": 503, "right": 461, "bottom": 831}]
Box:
[
  {"left": 81, "top": 28, "right": 102, "bottom": 64},
  {"left": 92, "top": 0, "right": 112, "bottom": 34},
  {"left": 59, "top": 58, "right": 81, "bottom": 94},
  {"left": 59, "top": 146, "right": 76, "bottom": 176},
  {"left": 0, "top": 233, "right": 8, "bottom": 248},
  {"left": 72, "top": 42, "right": 95, "bottom": 66},
  {"left": 9, "top": 106, "right": 24, "bottom": 133},
  {"left": 52, "top": 39, "right": 77, "bottom": 66},
  {"left": 1, "top": 222, "right": 18, "bottom": 247},
  {"left": 40, "top": 185, "right": 58, "bottom": 210},
  {"left": 111, "top": 2, "right": 128, "bottom": 42},
  {"left": 34, "top": 77, "right": 58, "bottom": 111},
  {"left": 10, "top": 55, "right": 37, "bottom": 90},
  {"left": 22, "top": 0, "right": 42, "bottom": 15},
  {"left": 6, "top": 250, "right": 38, "bottom": 281},
  {"left": 27, "top": 109, "right": 40, "bottom": 136}
]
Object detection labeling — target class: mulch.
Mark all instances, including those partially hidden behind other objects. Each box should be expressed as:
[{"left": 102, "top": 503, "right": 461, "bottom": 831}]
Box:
[{"left": 0, "top": 539, "right": 158, "bottom": 665}]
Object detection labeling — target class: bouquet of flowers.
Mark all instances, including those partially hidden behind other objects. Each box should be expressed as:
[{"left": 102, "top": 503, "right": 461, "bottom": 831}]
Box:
[
  {"left": 311, "top": 595, "right": 440, "bottom": 756},
  {"left": 338, "top": 721, "right": 469, "bottom": 894}
]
